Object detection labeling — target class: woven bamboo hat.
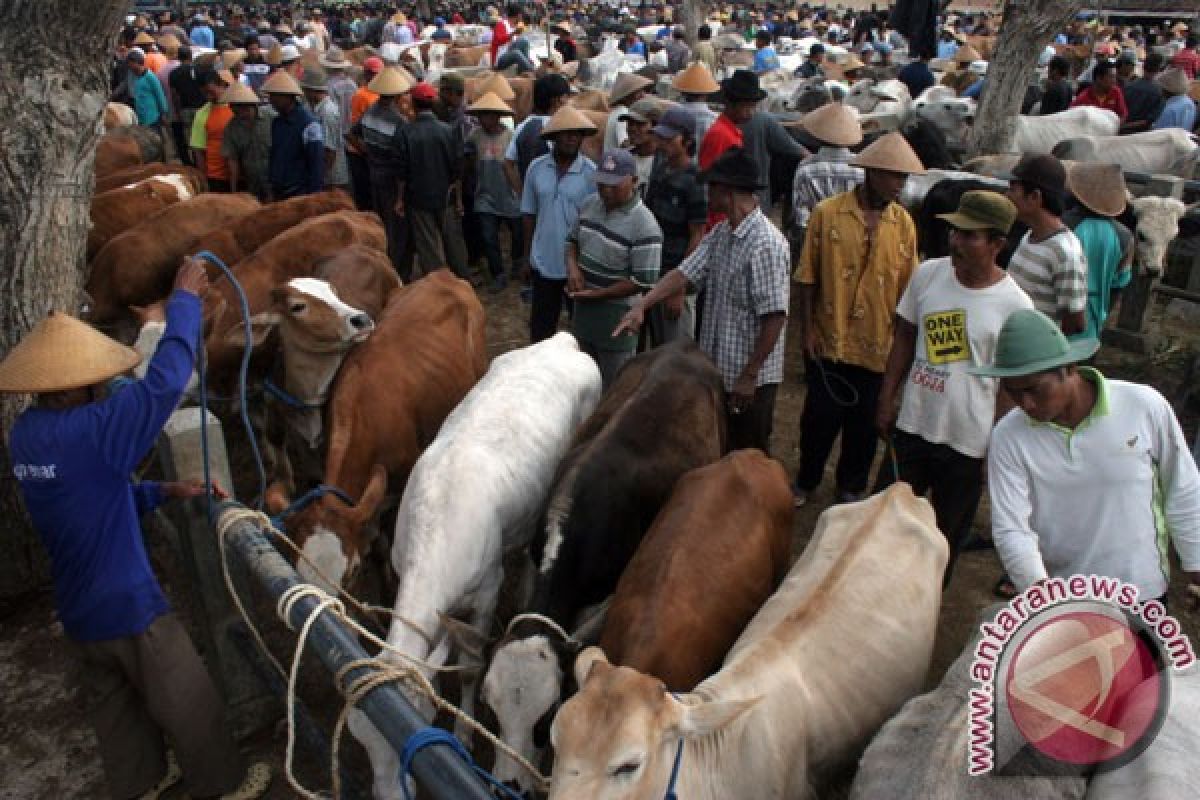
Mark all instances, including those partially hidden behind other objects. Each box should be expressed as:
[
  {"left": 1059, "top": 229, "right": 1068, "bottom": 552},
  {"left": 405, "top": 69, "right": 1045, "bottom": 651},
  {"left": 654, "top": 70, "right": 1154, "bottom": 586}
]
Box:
[
  {"left": 134, "top": 31, "right": 156, "bottom": 46},
  {"left": 262, "top": 70, "right": 303, "bottom": 95},
  {"left": 368, "top": 66, "right": 413, "bottom": 96},
  {"left": 540, "top": 105, "right": 598, "bottom": 137},
  {"left": 672, "top": 61, "right": 719, "bottom": 95},
  {"left": 157, "top": 33, "right": 181, "bottom": 56},
  {"left": 1157, "top": 67, "right": 1189, "bottom": 95},
  {"left": 0, "top": 313, "right": 141, "bottom": 393},
  {"left": 1066, "top": 162, "right": 1126, "bottom": 218},
  {"left": 221, "top": 82, "right": 261, "bottom": 105},
  {"left": 851, "top": 132, "right": 925, "bottom": 174},
  {"left": 474, "top": 71, "right": 515, "bottom": 101},
  {"left": 220, "top": 48, "right": 247, "bottom": 70},
  {"left": 467, "top": 91, "right": 514, "bottom": 115},
  {"left": 801, "top": 103, "right": 863, "bottom": 147},
  {"left": 609, "top": 72, "right": 653, "bottom": 106},
  {"left": 954, "top": 44, "right": 981, "bottom": 64}
]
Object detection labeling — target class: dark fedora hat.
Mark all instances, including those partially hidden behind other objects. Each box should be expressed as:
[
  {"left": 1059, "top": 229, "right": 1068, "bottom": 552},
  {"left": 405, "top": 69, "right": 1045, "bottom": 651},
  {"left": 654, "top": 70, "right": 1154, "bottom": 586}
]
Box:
[
  {"left": 720, "top": 69, "right": 767, "bottom": 102},
  {"left": 698, "top": 147, "right": 766, "bottom": 191}
]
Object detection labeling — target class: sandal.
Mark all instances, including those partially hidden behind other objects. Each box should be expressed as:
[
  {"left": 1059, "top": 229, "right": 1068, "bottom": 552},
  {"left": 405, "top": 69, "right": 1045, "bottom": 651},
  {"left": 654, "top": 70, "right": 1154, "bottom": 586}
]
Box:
[
  {"left": 137, "top": 751, "right": 182, "bottom": 800},
  {"left": 993, "top": 575, "right": 1018, "bottom": 600},
  {"left": 218, "top": 762, "right": 272, "bottom": 800}
]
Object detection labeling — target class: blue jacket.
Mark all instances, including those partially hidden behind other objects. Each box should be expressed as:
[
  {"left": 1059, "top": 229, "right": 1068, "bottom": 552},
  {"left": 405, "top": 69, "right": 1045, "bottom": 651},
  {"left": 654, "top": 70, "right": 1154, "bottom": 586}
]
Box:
[
  {"left": 10, "top": 292, "right": 200, "bottom": 642},
  {"left": 269, "top": 105, "right": 325, "bottom": 198},
  {"left": 132, "top": 70, "right": 168, "bottom": 126}
]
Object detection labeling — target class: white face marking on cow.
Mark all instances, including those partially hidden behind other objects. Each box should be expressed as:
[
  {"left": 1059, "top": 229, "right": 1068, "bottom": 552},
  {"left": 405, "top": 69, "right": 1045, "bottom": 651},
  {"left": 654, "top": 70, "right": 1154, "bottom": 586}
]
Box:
[
  {"left": 1131, "top": 196, "right": 1187, "bottom": 278},
  {"left": 152, "top": 172, "right": 193, "bottom": 201},
  {"left": 482, "top": 635, "right": 564, "bottom": 792},
  {"left": 287, "top": 277, "right": 375, "bottom": 342},
  {"left": 297, "top": 528, "right": 349, "bottom": 592}
]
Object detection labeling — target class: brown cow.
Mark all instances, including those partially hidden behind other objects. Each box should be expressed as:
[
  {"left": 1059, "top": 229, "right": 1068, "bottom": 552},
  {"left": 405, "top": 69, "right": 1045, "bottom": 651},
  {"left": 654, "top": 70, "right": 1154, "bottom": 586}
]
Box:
[
  {"left": 103, "top": 102, "right": 137, "bottom": 130},
  {"left": 203, "top": 210, "right": 387, "bottom": 394},
  {"left": 88, "top": 174, "right": 198, "bottom": 261},
  {"left": 95, "top": 133, "right": 143, "bottom": 179},
  {"left": 265, "top": 270, "right": 487, "bottom": 592},
  {"left": 94, "top": 163, "right": 207, "bottom": 195},
  {"left": 569, "top": 89, "right": 609, "bottom": 112},
  {"left": 579, "top": 110, "right": 609, "bottom": 163},
  {"left": 189, "top": 190, "right": 355, "bottom": 269},
  {"left": 445, "top": 43, "right": 489, "bottom": 68},
  {"left": 86, "top": 193, "right": 261, "bottom": 326}
]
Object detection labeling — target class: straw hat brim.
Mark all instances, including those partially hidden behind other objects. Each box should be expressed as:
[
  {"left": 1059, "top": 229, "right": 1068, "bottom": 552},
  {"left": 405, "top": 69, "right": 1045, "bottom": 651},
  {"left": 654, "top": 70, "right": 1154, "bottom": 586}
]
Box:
[
  {"left": 1066, "top": 164, "right": 1127, "bottom": 217},
  {"left": 968, "top": 338, "right": 1099, "bottom": 377},
  {"left": 851, "top": 132, "right": 926, "bottom": 174},
  {"left": 0, "top": 312, "right": 141, "bottom": 393},
  {"left": 610, "top": 73, "right": 653, "bottom": 105},
  {"left": 801, "top": 104, "right": 863, "bottom": 147},
  {"left": 368, "top": 68, "right": 413, "bottom": 96},
  {"left": 672, "top": 63, "right": 720, "bottom": 95},
  {"left": 467, "top": 91, "right": 514, "bottom": 115},
  {"left": 221, "top": 84, "right": 261, "bottom": 105},
  {"left": 262, "top": 72, "right": 304, "bottom": 96},
  {"left": 320, "top": 55, "right": 352, "bottom": 69},
  {"left": 475, "top": 73, "right": 515, "bottom": 101},
  {"left": 541, "top": 107, "right": 598, "bottom": 137}
]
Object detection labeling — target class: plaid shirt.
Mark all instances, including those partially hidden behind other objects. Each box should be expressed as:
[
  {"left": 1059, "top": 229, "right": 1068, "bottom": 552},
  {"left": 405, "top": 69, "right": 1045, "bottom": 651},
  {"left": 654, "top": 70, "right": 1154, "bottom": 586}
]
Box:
[
  {"left": 679, "top": 208, "right": 790, "bottom": 390},
  {"left": 792, "top": 147, "right": 864, "bottom": 231}
]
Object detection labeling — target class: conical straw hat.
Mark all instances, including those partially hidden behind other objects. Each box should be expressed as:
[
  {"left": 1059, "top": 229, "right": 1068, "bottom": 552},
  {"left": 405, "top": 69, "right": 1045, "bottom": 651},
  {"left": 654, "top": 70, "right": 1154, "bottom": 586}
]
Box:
[
  {"left": 954, "top": 44, "right": 981, "bottom": 63},
  {"left": 368, "top": 66, "right": 413, "bottom": 96},
  {"left": 540, "top": 105, "right": 598, "bottom": 137},
  {"left": 0, "top": 312, "right": 141, "bottom": 393},
  {"left": 1066, "top": 162, "right": 1126, "bottom": 218},
  {"left": 851, "top": 132, "right": 925, "bottom": 174},
  {"left": 467, "top": 91, "right": 514, "bottom": 115},
  {"left": 266, "top": 43, "right": 284, "bottom": 67},
  {"left": 672, "top": 62, "right": 719, "bottom": 95},
  {"left": 801, "top": 103, "right": 863, "bottom": 147},
  {"left": 474, "top": 72, "right": 515, "bottom": 101},
  {"left": 221, "top": 82, "right": 261, "bottom": 105},
  {"left": 262, "top": 70, "right": 303, "bottom": 96},
  {"left": 609, "top": 72, "right": 653, "bottom": 105}
]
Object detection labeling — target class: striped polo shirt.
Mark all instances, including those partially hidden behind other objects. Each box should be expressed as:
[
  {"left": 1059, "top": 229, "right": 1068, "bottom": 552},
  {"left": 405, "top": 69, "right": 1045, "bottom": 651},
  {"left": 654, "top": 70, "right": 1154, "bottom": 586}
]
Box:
[
  {"left": 569, "top": 194, "right": 662, "bottom": 352},
  {"left": 1006, "top": 228, "right": 1088, "bottom": 321}
]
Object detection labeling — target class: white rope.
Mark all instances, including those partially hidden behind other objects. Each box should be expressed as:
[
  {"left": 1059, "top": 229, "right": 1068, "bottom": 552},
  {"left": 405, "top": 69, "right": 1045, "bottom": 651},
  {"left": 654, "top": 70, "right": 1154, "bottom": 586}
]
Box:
[{"left": 503, "top": 612, "right": 577, "bottom": 644}]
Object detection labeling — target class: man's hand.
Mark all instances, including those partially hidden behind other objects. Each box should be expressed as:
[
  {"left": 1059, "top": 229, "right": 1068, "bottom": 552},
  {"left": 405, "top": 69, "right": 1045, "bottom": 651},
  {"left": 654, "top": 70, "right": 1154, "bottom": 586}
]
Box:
[
  {"left": 729, "top": 369, "right": 757, "bottom": 415},
  {"left": 566, "top": 263, "right": 585, "bottom": 294},
  {"left": 613, "top": 304, "right": 645, "bottom": 338},
  {"left": 664, "top": 289, "right": 685, "bottom": 321},
  {"left": 175, "top": 257, "right": 209, "bottom": 297},
  {"left": 567, "top": 287, "right": 600, "bottom": 301},
  {"left": 161, "top": 479, "right": 228, "bottom": 500},
  {"left": 875, "top": 399, "right": 897, "bottom": 438},
  {"left": 803, "top": 324, "right": 823, "bottom": 360}
]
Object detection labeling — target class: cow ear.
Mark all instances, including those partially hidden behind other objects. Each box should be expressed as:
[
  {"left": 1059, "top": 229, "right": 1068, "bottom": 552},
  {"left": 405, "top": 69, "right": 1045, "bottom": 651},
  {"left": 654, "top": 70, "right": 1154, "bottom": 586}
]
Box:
[
  {"left": 677, "top": 695, "right": 761, "bottom": 739},
  {"left": 569, "top": 598, "right": 610, "bottom": 646},
  {"left": 222, "top": 312, "right": 280, "bottom": 348},
  {"left": 264, "top": 481, "right": 292, "bottom": 516},
  {"left": 573, "top": 646, "right": 611, "bottom": 687},
  {"left": 351, "top": 464, "right": 388, "bottom": 525},
  {"left": 439, "top": 613, "right": 491, "bottom": 663}
]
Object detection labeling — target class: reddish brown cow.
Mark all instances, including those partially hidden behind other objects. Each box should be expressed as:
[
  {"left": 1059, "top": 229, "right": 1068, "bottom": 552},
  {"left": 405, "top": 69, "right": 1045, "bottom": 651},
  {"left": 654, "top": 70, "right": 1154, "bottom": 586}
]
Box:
[
  {"left": 189, "top": 190, "right": 355, "bottom": 269},
  {"left": 508, "top": 76, "right": 533, "bottom": 121},
  {"left": 94, "top": 163, "right": 207, "bottom": 195},
  {"left": 95, "top": 133, "right": 143, "bottom": 178},
  {"left": 88, "top": 174, "right": 198, "bottom": 261},
  {"left": 445, "top": 44, "right": 488, "bottom": 68},
  {"left": 86, "top": 193, "right": 261, "bottom": 325},
  {"left": 569, "top": 89, "right": 609, "bottom": 112},
  {"left": 265, "top": 270, "right": 487, "bottom": 592},
  {"left": 599, "top": 449, "right": 793, "bottom": 689},
  {"left": 203, "top": 210, "right": 387, "bottom": 394},
  {"left": 579, "top": 110, "right": 610, "bottom": 163}
]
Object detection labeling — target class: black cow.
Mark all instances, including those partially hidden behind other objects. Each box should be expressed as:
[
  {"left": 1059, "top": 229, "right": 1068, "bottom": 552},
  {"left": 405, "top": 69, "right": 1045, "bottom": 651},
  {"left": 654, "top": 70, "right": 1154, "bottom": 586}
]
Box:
[
  {"left": 528, "top": 340, "right": 726, "bottom": 626},
  {"left": 916, "top": 178, "right": 1028, "bottom": 266}
]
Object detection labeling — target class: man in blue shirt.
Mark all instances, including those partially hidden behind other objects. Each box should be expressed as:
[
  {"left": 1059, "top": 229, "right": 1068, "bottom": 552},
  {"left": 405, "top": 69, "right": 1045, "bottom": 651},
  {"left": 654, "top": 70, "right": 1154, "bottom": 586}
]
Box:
[
  {"left": 127, "top": 49, "right": 168, "bottom": 127},
  {"left": 753, "top": 30, "right": 781, "bottom": 73},
  {"left": 1, "top": 259, "right": 270, "bottom": 800},
  {"left": 1154, "top": 68, "right": 1197, "bottom": 131},
  {"left": 897, "top": 52, "right": 936, "bottom": 99},
  {"left": 263, "top": 71, "right": 325, "bottom": 199},
  {"left": 189, "top": 14, "right": 215, "bottom": 49},
  {"left": 521, "top": 105, "right": 597, "bottom": 342}
]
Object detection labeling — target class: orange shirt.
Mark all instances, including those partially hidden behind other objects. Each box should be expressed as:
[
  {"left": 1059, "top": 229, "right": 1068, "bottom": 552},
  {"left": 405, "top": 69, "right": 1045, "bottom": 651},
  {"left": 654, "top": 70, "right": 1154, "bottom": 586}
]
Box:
[
  {"left": 144, "top": 51, "right": 167, "bottom": 74},
  {"left": 205, "top": 104, "right": 234, "bottom": 181},
  {"left": 351, "top": 87, "right": 378, "bottom": 124}
]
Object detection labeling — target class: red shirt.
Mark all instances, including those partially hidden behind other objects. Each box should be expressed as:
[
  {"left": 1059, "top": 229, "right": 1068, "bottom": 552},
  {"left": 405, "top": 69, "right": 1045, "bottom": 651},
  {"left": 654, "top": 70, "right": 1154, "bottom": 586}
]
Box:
[
  {"left": 1170, "top": 48, "right": 1200, "bottom": 80},
  {"left": 698, "top": 113, "right": 744, "bottom": 229},
  {"left": 490, "top": 19, "right": 513, "bottom": 66},
  {"left": 1070, "top": 84, "right": 1128, "bottom": 121}
]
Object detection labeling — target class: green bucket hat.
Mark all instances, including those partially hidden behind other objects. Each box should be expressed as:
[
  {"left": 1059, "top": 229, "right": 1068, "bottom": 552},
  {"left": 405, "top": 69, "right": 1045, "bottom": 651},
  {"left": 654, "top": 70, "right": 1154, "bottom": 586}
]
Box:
[
  {"left": 969, "top": 309, "right": 1099, "bottom": 377},
  {"left": 936, "top": 190, "right": 1016, "bottom": 234}
]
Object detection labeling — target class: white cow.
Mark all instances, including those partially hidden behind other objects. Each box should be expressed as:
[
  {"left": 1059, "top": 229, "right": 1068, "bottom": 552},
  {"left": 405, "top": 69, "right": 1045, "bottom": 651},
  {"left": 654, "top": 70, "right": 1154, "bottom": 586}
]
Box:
[
  {"left": 913, "top": 91, "right": 976, "bottom": 151},
  {"left": 1053, "top": 129, "right": 1200, "bottom": 179},
  {"left": 547, "top": 484, "right": 948, "bottom": 800},
  {"left": 1013, "top": 107, "right": 1120, "bottom": 155},
  {"left": 846, "top": 78, "right": 912, "bottom": 115},
  {"left": 1129, "top": 196, "right": 1189, "bottom": 278},
  {"left": 348, "top": 332, "right": 602, "bottom": 800}
]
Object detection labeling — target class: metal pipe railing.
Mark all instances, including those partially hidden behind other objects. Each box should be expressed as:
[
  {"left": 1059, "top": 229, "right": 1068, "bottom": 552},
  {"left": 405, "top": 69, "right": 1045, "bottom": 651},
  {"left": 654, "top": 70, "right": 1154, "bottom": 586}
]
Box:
[{"left": 216, "top": 501, "right": 495, "bottom": 800}]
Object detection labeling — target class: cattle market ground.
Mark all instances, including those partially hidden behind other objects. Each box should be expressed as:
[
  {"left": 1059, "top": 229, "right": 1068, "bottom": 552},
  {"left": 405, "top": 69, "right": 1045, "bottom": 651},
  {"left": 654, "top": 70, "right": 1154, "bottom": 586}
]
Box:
[{"left": 2, "top": 274, "right": 1199, "bottom": 800}]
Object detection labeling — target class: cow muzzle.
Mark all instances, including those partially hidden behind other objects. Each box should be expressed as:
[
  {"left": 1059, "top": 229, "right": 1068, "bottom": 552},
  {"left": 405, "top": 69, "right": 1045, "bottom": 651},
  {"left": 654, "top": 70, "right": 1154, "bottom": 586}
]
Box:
[{"left": 347, "top": 313, "right": 375, "bottom": 342}]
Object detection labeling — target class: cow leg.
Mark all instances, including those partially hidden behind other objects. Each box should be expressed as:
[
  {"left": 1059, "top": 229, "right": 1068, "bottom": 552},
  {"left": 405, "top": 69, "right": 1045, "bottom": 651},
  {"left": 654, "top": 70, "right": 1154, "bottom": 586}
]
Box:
[
  {"left": 347, "top": 708, "right": 404, "bottom": 800},
  {"left": 453, "top": 578, "right": 502, "bottom": 746}
]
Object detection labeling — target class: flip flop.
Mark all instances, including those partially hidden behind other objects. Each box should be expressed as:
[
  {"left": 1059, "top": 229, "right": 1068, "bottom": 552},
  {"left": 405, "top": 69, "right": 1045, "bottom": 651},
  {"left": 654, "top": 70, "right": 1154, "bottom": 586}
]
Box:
[{"left": 137, "top": 751, "right": 182, "bottom": 800}]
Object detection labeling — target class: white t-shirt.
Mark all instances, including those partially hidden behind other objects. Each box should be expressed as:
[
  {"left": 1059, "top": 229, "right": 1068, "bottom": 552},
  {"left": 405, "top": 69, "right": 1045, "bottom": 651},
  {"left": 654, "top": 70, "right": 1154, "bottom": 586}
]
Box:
[{"left": 896, "top": 258, "right": 1033, "bottom": 458}]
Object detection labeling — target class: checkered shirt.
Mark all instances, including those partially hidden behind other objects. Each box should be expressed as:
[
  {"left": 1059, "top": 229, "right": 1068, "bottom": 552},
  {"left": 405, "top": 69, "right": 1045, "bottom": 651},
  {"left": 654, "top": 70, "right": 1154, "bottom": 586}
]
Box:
[
  {"left": 679, "top": 208, "right": 791, "bottom": 390},
  {"left": 791, "top": 147, "right": 864, "bottom": 231}
]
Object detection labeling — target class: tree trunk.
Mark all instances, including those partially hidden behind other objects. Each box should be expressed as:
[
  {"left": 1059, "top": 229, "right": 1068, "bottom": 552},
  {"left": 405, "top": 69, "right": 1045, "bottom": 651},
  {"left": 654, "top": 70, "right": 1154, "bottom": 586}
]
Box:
[
  {"left": 967, "top": 0, "right": 1084, "bottom": 158},
  {"left": 679, "top": 0, "right": 709, "bottom": 47},
  {"left": 0, "top": 0, "right": 129, "bottom": 598}
]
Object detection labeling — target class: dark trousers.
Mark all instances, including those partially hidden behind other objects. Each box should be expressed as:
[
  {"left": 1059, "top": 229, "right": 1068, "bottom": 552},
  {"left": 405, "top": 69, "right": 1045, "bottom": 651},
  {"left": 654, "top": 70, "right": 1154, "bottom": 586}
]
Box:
[
  {"left": 370, "top": 178, "right": 409, "bottom": 280},
  {"left": 797, "top": 358, "right": 883, "bottom": 494},
  {"left": 873, "top": 429, "right": 985, "bottom": 585},
  {"left": 207, "top": 178, "right": 230, "bottom": 193},
  {"left": 478, "top": 213, "right": 524, "bottom": 278},
  {"left": 530, "top": 271, "right": 572, "bottom": 343},
  {"left": 727, "top": 383, "right": 779, "bottom": 454},
  {"left": 68, "top": 613, "right": 244, "bottom": 799},
  {"left": 347, "top": 150, "right": 373, "bottom": 211}
]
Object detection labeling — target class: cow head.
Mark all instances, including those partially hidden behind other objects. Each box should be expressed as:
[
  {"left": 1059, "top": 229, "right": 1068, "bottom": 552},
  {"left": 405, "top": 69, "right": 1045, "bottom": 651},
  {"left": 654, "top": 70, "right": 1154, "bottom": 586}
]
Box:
[
  {"left": 1129, "top": 196, "right": 1188, "bottom": 278},
  {"left": 913, "top": 98, "right": 975, "bottom": 151},
  {"left": 266, "top": 464, "right": 389, "bottom": 592},
  {"left": 547, "top": 648, "right": 758, "bottom": 800}
]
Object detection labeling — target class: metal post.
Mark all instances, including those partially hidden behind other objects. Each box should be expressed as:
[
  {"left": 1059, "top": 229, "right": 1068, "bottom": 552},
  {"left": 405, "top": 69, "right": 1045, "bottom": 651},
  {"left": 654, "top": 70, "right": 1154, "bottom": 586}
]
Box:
[{"left": 216, "top": 502, "right": 496, "bottom": 800}]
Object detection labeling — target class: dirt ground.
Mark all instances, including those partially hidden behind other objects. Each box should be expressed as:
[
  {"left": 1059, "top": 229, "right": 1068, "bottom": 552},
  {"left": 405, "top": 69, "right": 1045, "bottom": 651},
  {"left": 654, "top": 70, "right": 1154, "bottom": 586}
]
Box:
[{"left": 2, "top": 259, "right": 1198, "bottom": 800}]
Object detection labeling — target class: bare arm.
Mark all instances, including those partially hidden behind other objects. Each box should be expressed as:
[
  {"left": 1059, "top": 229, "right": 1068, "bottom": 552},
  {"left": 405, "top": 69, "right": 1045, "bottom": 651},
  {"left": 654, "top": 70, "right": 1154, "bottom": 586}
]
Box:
[
  {"left": 875, "top": 316, "right": 917, "bottom": 436},
  {"left": 730, "top": 312, "right": 788, "bottom": 409},
  {"left": 612, "top": 268, "right": 689, "bottom": 337},
  {"left": 504, "top": 159, "right": 522, "bottom": 198},
  {"left": 227, "top": 160, "right": 240, "bottom": 193},
  {"left": 799, "top": 283, "right": 821, "bottom": 359}
]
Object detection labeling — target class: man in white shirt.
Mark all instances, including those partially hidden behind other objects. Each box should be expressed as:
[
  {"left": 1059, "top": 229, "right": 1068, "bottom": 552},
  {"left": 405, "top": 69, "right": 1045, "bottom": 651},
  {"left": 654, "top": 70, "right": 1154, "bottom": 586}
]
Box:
[
  {"left": 875, "top": 191, "right": 1033, "bottom": 584},
  {"left": 973, "top": 309, "right": 1200, "bottom": 606}
]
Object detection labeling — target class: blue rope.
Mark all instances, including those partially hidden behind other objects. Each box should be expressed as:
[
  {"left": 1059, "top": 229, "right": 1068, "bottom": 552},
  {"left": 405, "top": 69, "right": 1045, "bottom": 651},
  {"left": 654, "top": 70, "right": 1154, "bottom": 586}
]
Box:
[
  {"left": 193, "top": 250, "right": 266, "bottom": 515},
  {"left": 263, "top": 376, "right": 322, "bottom": 410},
  {"left": 664, "top": 736, "right": 685, "bottom": 800},
  {"left": 399, "top": 726, "right": 525, "bottom": 800},
  {"left": 269, "top": 484, "right": 356, "bottom": 531}
]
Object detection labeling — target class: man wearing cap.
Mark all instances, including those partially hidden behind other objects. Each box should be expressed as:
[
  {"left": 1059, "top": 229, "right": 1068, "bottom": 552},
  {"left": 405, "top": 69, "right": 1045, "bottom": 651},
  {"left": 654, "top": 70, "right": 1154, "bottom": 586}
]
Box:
[
  {"left": 190, "top": 69, "right": 234, "bottom": 191},
  {"left": 1071, "top": 60, "right": 1128, "bottom": 121},
  {"left": 1153, "top": 67, "right": 1197, "bottom": 131},
  {"left": 349, "top": 68, "right": 411, "bottom": 267},
  {"left": 796, "top": 42, "right": 825, "bottom": 79},
  {"left": 619, "top": 98, "right": 661, "bottom": 190},
  {"left": 1169, "top": 33, "right": 1199, "bottom": 79},
  {"left": 189, "top": 14, "right": 215, "bottom": 48},
  {"left": 975, "top": 309, "right": 1200, "bottom": 606},
  {"left": 127, "top": 49, "right": 169, "bottom": 131},
  {"left": 344, "top": 56, "right": 384, "bottom": 211},
  {"left": 605, "top": 72, "right": 653, "bottom": 154},
  {"left": 698, "top": 69, "right": 758, "bottom": 226},
  {"left": 221, "top": 83, "right": 271, "bottom": 200},
  {"left": 466, "top": 91, "right": 522, "bottom": 292},
  {"left": 1, "top": 259, "right": 272, "bottom": 800},
  {"left": 322, "top": 47, "right": 359, "bottom": 137},
  {"left": 792, "top": 132, "right": 923, "bottom": 507},
  {"left": 396, "top": 82, "right": 467, "bottom": 281},
  {"left": 874, "top": 191, "right": 1033, "bottom": 583},
  {"left": 753, "top": 29, "right": 781, "bottom": 74},
  {"left": 1004, "top": 153, "right": 1088, "bottom": 337},
  {"left": 265, "top": 71, "right": 325, "bottom": 199},
  {"left": 552, "top": 22, "right": 579, "bottom": 63},
  {"left": 693, "top": 24, "right": 718, "bottom": 74},
  {"left": 790, "top": 102, "right": 864, "bottom": 247},
  {"left": 302, "top": 68, "right": 350, "bottom": 193},
  {"left": 505, "top": 73, "right": 572, "bottom": 194},
  {"left": 521, "top": 106, "right": 598, "bottom": 342},
  {"left": 565, "top": 149, "right": 663, "bottom": 386},
  {"left": 615, "top": 147, "right": 788, "bottom": 451}
]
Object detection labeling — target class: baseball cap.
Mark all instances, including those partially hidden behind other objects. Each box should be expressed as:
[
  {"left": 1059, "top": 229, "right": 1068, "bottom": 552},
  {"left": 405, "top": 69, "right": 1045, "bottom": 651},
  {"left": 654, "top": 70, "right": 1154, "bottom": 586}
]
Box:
[
  {"left": 593, "top": 149, "right": 637, "bottom": 186},
  {"left": 364, "top": 56, "right": 384, "bottom": 74},
  {"left": 651, "top": 107, "right": 696, "bottom": 139},
  {"left": 1003, "top": 153, "right": 1067, "bottom": 197},
  {"left": 619, "top": 98, "right": 662, "bottom": 124},
  {"left": 410, "top": 82, "right": 437, "bottom": 102},
  {"left": 936, "top": 190, "right": 1016, "bottom": 234}
]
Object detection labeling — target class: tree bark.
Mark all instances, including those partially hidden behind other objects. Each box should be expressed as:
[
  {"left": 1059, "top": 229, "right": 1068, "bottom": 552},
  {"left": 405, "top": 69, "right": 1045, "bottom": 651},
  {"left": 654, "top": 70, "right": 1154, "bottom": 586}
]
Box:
[
  {"left": 967, "top": 0, "right": 1084, "bottom": 158},
  {"left": 0, "top": 0, "right": 129, "bottom": 598},
  {"left": 679, "top": 0, "right": 709, "bottom": 47}
]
